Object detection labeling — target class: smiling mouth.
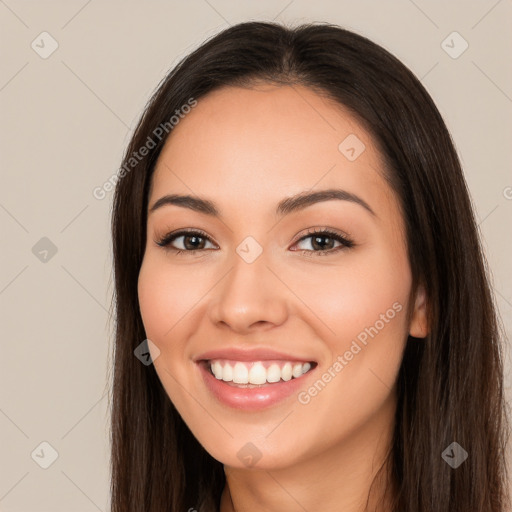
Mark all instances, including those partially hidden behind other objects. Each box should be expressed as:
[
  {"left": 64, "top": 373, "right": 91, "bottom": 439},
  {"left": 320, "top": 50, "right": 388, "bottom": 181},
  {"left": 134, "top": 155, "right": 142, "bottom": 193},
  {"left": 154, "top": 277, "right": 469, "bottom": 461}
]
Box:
[{"left": 199, "top": 359, "right": 318, "bottom": 387}]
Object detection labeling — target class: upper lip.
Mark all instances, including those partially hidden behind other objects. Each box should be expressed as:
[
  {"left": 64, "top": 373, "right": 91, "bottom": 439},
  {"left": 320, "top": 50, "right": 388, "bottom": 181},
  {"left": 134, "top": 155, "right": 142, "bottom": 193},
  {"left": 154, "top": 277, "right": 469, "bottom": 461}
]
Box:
[{"left": 194, "top": 347, "right": 316, "bottom": 363}]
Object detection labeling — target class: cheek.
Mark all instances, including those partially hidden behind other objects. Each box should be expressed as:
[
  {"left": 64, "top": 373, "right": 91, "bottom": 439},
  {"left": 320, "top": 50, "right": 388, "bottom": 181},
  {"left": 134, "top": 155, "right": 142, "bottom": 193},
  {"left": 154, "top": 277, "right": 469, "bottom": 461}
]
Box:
[
  {"left": 286, "top": 251, "right": 410, "bottom": 452},
  {"left": 137, "top": 254, "right": 201, "bottom": 342},
  {"left": 289, "top": 244, "right": 411, "bottom": 419},
  {"left": 137, "top": 256, "right": 200, "bottom": 409},
  {"left": 138, "top": 261, "right": 170, "bottom": 340},
  {"left": 290, "top": 248, "right": 411, "bottom": 345}
]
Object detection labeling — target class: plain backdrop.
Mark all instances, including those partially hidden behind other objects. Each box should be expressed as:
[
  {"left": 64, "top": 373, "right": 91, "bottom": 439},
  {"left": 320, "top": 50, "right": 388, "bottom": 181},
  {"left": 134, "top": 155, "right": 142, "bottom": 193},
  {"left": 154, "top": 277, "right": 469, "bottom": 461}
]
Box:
[{"left": 1, "top": 1, "right": 511, "bottom": 510}]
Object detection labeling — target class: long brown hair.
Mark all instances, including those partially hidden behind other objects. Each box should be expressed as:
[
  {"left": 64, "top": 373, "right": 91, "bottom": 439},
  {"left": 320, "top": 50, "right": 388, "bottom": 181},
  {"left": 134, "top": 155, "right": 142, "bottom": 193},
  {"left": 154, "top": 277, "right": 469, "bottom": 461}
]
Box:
[{"left": 109, "top": 21, "right": 510, "bottom": 511}]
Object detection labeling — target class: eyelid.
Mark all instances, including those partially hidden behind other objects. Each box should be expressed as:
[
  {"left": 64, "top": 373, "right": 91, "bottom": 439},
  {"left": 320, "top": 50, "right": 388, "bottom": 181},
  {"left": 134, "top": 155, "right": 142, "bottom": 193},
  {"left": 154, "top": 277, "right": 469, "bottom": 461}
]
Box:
[
  {"left": 155, "top": 228, "right": 216, "bottom": 249},
  {"left": 291, "top": 227, "right": 355, "bottom": 254},
  {"left": 292, "top": 226, "right": 353, "bottom": 245},
  {"left": 155, "top": 226, "right": 355, "bottom": 255}
]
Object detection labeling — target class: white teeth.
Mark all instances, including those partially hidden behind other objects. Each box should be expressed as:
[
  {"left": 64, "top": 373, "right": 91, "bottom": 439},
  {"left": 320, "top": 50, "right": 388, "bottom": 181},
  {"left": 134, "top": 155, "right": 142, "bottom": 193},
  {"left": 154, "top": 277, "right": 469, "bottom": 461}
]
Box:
[
  {"left": 233, "top": 362, "right": 249, "bottom": 384},
  {"left": 222, "top": 363, "right": 233, "bottom": 382},
  {"left": 281, "top": 362, "right": 292, "bottom": 381},
  {"left": 248, "top": 362, "right": 267, "bottom": 385},
  {"left": 209, "top": 360, "right": 313, "bottom": 384},
  {"left": 266, "top": 364, "right": 281, "bottom": 383},
  {"left": 212, "top": 361, "right": 223, "bottom": 379},
  {"left": 292, "top": 363, "right": 303, "bottom": 378}
]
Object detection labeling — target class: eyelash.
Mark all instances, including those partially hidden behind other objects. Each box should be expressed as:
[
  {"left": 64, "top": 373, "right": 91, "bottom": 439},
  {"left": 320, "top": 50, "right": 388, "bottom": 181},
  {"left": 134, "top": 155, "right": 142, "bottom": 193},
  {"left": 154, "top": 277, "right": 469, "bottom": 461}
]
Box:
[{"left": 155, "top": 227, "right": 354, "bottom": 257}]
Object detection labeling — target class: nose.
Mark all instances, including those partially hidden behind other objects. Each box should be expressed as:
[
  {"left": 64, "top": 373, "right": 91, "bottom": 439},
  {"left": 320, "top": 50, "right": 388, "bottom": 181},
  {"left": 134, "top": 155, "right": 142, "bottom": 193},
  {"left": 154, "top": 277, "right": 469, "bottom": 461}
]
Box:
[{"left": 208, "top": 248, "right": 288, "bottom": 333}]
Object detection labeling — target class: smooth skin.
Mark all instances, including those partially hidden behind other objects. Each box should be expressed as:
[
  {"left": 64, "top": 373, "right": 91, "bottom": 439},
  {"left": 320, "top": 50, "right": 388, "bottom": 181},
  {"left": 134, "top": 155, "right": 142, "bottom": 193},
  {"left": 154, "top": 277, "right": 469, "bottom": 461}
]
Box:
[{"left": 137, "top": 83, "right": 428, "bottom": 512}]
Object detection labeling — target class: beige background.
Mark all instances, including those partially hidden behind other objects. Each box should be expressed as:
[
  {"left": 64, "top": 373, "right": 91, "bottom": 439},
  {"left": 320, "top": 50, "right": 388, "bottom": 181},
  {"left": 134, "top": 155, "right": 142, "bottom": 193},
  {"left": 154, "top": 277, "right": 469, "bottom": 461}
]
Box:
[{"left": 1, "top": 1, "right": 511, "bottom": 510}]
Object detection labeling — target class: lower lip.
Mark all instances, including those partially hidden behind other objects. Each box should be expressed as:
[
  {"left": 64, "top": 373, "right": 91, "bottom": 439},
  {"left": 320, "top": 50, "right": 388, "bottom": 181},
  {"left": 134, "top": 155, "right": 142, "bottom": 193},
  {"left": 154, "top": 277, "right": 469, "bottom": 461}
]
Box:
[{"left": 197, "top": 362, "right": 315, "bottom": 411}]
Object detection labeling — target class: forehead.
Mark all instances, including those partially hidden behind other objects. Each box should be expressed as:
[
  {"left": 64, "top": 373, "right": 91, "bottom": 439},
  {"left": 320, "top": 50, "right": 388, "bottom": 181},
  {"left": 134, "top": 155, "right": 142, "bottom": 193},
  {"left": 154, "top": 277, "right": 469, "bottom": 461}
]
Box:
[{"left": 149, "top": 84, "right": 394, "bottom": 219}]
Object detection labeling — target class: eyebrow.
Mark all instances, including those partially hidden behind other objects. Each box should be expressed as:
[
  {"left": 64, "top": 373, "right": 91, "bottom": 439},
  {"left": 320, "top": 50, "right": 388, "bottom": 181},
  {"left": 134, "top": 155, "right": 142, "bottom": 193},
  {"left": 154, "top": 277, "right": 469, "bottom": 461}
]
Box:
[{"left": 148, "top": 188, "right": 376, "bottom": 218}]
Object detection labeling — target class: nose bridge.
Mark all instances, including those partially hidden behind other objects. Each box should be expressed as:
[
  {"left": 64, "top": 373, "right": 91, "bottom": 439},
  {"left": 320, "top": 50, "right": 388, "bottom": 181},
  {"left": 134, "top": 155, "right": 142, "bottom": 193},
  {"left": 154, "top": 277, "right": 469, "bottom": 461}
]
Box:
[{"left": 209, "top": 239, "right": 287, "bottom": 331}]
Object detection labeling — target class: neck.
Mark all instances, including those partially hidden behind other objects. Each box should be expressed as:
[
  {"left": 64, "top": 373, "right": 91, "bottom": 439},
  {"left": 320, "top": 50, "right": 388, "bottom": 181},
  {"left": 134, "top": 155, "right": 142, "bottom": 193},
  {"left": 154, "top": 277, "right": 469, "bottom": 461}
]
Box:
[{"left": 220, "top": 392, "right": 397, "bottom": 512}]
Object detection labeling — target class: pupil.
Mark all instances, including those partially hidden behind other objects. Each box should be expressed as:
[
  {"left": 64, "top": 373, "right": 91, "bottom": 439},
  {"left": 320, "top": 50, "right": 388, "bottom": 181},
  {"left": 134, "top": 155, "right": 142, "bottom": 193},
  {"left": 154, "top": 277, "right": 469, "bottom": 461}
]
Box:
[
  {"left": 313, "top": 235, "right": 333, "bottom": 250},
  {"left": 185, "top": 235, "right": 203, "bottom": 250}
]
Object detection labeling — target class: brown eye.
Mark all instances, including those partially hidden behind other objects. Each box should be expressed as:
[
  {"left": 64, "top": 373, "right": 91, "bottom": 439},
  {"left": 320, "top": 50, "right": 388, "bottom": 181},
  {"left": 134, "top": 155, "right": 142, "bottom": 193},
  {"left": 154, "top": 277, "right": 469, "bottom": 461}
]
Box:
[
  {"left": 292, "top": 228, "right": 354, "bottom": 256},
  {"left": 156, "top": 229, "right": 216, "bottom": 253}
]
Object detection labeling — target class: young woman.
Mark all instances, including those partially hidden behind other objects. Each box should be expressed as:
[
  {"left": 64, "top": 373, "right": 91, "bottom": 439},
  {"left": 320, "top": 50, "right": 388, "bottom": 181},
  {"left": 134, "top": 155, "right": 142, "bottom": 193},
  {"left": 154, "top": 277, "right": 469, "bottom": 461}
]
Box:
[{"left": 109, "top": 21, "right": 510, "bottom": 512}]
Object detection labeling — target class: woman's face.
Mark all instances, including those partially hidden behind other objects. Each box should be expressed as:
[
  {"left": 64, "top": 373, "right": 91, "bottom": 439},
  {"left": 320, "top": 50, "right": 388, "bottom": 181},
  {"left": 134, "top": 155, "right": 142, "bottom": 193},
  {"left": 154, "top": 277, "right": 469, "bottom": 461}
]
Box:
[{"left": 137, "top": 84, "right": 427, "bottom": 470}]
